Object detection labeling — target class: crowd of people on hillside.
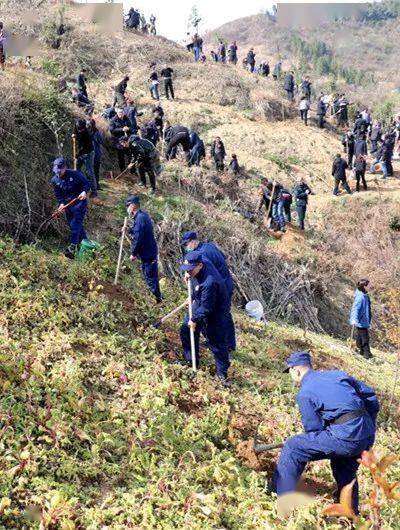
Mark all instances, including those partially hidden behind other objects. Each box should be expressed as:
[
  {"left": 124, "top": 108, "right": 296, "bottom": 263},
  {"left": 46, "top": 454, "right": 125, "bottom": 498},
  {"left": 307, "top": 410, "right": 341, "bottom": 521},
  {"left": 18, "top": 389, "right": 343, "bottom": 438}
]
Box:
[
  {"left": 0, "top": 10, "right": 394, "bottom": 522},
  {"left": 124, "top": 8, "right": 157, "bottom": 35}
]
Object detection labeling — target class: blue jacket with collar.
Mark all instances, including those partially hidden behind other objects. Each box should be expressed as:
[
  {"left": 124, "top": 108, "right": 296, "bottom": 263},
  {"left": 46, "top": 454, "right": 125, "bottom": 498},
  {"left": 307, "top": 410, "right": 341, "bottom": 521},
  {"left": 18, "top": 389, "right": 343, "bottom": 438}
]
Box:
[
  {"left": 130, "top": 210, "right": 158, "bottom": 261},
  {"left": 51, "top": 169, "right": 90, "bottom": 205},
  {"left": 297, "top": 369, "right": 379, "bottom": 441},
  {"left": 350, "top": 289, "right": 372, "bottom": 329}
]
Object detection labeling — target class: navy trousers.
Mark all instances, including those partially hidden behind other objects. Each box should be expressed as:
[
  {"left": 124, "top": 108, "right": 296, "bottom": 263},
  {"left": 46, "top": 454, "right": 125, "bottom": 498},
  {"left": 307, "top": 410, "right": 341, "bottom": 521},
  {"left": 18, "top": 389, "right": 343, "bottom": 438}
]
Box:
[
  {"left": 296, "top": 204, "right": 307, "bottom": 230},
  {"left": 141, "top": 259, "right": 162, "bottom": 301},
  {"left": 273, "top": 430, "right": 375, "bottom": 512},
  {"left": 65, "top": 201, "right": 87, "bottom": 245},
  {"left": 180, "top": 315, "right": 231, "bottom": 378}
]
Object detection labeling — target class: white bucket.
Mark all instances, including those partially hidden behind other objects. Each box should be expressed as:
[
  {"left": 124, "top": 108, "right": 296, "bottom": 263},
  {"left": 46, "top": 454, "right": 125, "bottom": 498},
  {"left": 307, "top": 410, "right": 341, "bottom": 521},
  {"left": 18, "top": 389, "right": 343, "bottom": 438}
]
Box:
[{"left": 245, "top": 300, "right": 264, "bottom": 321}]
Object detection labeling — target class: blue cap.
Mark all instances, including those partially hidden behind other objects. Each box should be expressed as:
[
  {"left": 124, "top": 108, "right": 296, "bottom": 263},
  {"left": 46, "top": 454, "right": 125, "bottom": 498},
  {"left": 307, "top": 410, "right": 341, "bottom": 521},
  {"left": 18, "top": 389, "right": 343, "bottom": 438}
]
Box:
[
  {"left": 180, "top": 250, "right": 203, "bottom": 272},
  {"left": 126, "top": 195, "right": 140, "bottom": 207},
  {"left": 283, "top": 351, "right": 312, "bottom": 373},
  {"left": 181, "top": 231, "right": 198, "bottom": 244},
  {"left": 53, "top": 157, "right": 67, "bottom": 175}
]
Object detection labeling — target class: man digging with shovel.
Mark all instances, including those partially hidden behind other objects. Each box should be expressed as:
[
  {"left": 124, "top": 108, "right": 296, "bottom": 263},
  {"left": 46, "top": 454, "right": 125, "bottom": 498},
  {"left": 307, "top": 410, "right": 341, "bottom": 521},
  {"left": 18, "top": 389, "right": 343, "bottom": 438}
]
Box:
[
  {"left": 178, "top": 251, "right": 234, "bottom": 387},
  {"left": 271, "top": 351, "right": 379, "bottom": 518}
]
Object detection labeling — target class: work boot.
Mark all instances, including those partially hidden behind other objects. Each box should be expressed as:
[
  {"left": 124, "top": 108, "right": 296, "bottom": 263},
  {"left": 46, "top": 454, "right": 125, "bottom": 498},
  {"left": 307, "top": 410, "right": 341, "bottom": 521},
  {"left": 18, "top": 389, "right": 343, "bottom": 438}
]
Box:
[{"left": 64, "top": 244, "right": 78, "bottom": 260}]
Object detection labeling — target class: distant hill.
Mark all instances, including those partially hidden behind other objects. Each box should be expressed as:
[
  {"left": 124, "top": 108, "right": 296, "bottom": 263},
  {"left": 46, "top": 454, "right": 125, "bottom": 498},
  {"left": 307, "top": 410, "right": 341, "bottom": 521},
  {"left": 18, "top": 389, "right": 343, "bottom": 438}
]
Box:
[{"left": 205, "top": 9, "right": 400, "bottom": 107}]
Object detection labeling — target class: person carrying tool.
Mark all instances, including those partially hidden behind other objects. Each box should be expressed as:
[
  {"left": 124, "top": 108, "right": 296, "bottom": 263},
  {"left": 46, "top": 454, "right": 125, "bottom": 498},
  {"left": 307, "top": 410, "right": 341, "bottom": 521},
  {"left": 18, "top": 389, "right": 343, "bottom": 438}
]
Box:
[
  {"left": 179, "top": 251, "right": 233, "bottom": 386},
  {"left": 110, "top": 108, "right": 134, "bottom": 173},
  {"left": 126, "top": 195, "right": 162, "bottom": 303},
  {"left": 51, "top": 157, "right": 90, "bottom": 259},
  {"left": 128, "top": 134, "right": 162, "bottom": 192},
  {"left": 332, "top": 153, "right": 351, "bottom": 196},
  {"left": 350, "top": 279, "right": 372, "bottom": 359},
  {"left": 292, "top": 176, "right": 312, "bottom": 230},
  {"left": 165, "top": 124, "right": 191, "bottom": 163},
  {"left": 273, "top": 351, "right": 379, "bottom": 515},
  {"left": 181, "top": 232, "right": 236, "bottom": 352}
]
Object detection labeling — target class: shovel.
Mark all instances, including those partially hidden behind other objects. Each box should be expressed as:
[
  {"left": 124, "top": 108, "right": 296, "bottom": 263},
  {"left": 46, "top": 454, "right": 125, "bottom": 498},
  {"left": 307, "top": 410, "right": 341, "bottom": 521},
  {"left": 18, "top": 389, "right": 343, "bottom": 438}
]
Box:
[
  {"left": 152, "top": 299, "right": 188, "bottom": 328},
  {"left": 34, "top": 197, "right": 79, "bottom": 241},
  {"left": 114, "top": 216, "right": 128, "bottom": 285}
]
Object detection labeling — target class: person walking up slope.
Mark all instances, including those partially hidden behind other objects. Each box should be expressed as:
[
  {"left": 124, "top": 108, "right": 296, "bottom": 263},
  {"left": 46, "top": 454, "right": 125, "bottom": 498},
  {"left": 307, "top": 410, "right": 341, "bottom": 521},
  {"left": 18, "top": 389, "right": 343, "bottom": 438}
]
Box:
[{"left": 350, "top": 279, "right": 372, "bottom": 359}]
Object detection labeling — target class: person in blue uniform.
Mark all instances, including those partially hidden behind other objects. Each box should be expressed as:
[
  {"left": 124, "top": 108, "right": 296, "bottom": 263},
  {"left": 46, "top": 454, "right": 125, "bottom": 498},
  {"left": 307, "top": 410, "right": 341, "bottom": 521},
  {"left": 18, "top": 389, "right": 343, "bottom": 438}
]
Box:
[
  {"left": 126, "top": 195, "right": 162, "bottom": 303},
  {"left": 51, "top": 157, "right": 90, "bottom": 259},
  {"left": 179, "top": 251, "right": 233, "bottom": 385},
  {"left": 181, "top": 231, "right": 236, "bottom": 352},
  {"left": 273, "top": 351, "right": 379, "bottom": 514}
]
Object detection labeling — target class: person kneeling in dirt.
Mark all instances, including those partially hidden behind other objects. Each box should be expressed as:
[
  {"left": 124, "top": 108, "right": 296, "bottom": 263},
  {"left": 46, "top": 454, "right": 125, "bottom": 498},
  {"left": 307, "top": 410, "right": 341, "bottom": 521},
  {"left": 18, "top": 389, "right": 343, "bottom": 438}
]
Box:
[
  {"left": 332, "top": 153, "right": 351, "bottom": 196},
  {"left": 165, "top": 124, "right": 191, "bottom": 163},
  {"left": 126, "top": 195, "right": 162, "bottom": 303},
  {"left": 51, "top": 157, "right": 90, "bottom": 259},
  {"left": 292, "top": 176, "right": 312, "bottom": 230},
  {"left": 350, "top": 279, "right": 373, "bottom": 359},
  {"left": 273, "top": 351, "right": 379, "bottom": 516},
  {"left": 179, "top": 251, "right": 234, "bottom": 386},
  {"left": 211, "top": 137, "right": 226, "bottom": 172},
  {"left": 181, "top": 231, "right": 236, "bottom": 353},
  {"left": 128, "top": 134, "right": 162, "bottom": 193}
]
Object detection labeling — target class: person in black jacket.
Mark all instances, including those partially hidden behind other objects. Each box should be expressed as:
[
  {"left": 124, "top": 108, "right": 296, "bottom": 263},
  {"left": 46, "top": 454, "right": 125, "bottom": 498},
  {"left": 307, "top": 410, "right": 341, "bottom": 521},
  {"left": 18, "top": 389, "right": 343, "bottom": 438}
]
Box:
[
  {"left": 354, "top": 135, "right": 368, "bottom": 157},
  {"left": 353, "top": 114, "right": 368, "bottom": 137},
  {"left": 354, "top": 155, "right": 367, "bottom": 192},
  {"left": 332, "top": 153, "right": 351, "bottom": 195},
  {"left": 77, "top": 68, "right": 88, "bottom": 97},
  {"left": 228, "top": 42, "right": 238, "bottom": 64},
  {"left": 152, "top": 103, "right": 164, "bottom": 135},
  {"left": 71, "top": 88, "right": 94, "bottom": 116},
  {"left": 316, "top": 96, "right": 326, "bottom": 129},
  {"left": 128, "top": 135, "right": 161, "bottom": 192},
  {"left": 161, "top": 65, "right": 174, "bottom": 99},
  {"left": 165, "top": 124, "right": 191, "bottom": 162},
  {"left": 113, "top": 75, "right": 129, "bottom": 107},
  {"left": 140, "top": 121, "right": 160, "bottom": 146},
  {"left": 342, "top": 130, "right": 355, "bottom": 167},
  {"left": 284, "top": 71, "right": 295, "bottom": 100},
  {"left": 300, "top": 77, "right": 312, "bottom": 100},
  {"left": 281, "top": 188, "right": 293, "bottom": 222},
  {"left": 211, "top": 137, "right": 226, "bottom": 171},
  {"left": 73, "top": 119, "right": 97, "bottom": 196},
  {"left": 228, "top": 154, "right": 240, "bottom": 175},
  {"left": 109, "top": 108, "right": 133, "bottom": 173},
  {"left": 292, "top": 176, "right": 312, "bottom": 230},
  {"left": 369, "top": 122, "right": 382, "bottom": 155}
]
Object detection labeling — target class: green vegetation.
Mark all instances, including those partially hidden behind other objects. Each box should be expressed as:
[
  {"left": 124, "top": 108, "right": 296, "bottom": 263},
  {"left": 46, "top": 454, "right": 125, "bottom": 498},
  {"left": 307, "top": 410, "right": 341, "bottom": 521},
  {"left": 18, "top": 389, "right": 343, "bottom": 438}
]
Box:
[
  {"left": 288, "top": 34, "right": 374, "bottom": 86},
  {"left": 373, "top": 93, "right": 400, "bottom": 125},
  {"left": 0, "top": 239, "right": 399, "bottom": 528},
  {"left": 360, "top": 0, "right": 400, "bottom": 22}
]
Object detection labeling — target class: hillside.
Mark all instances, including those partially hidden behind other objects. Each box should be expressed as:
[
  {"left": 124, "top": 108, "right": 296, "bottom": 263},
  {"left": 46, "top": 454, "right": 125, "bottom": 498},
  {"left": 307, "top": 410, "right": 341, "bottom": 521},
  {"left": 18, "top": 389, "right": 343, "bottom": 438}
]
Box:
[
  {"left": 0, "top": 3, "right": 400, "bottom": 529},
  {"left": 206, "top": 10, "right": 400, "bottom": 109}
]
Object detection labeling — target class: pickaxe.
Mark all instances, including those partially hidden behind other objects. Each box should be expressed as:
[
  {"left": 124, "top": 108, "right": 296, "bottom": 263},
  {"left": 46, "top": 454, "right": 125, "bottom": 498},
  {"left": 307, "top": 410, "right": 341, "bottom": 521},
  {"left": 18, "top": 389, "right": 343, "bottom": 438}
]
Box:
[{"left": 34, "top": 197, "right": 79, "bottom": 240}]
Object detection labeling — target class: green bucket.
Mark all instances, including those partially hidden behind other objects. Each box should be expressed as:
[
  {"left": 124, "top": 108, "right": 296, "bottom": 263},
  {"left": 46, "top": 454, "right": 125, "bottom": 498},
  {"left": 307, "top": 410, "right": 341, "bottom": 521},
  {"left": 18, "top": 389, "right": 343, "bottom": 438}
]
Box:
[{"left": 77, "top": 239, "right": 100, "bottom": 262}]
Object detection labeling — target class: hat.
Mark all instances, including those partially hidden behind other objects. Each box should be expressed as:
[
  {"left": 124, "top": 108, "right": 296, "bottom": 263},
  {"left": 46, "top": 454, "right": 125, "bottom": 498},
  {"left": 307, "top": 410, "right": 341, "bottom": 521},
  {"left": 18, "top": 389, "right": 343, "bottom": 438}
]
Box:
[
  {"left": 53, "top": 157, "right": 67, "bottom": 175},
  {"left": 180, "top": 250, "right": 203, "bottom": 272},
  {"left": 181, "top": 231, "right": 198, "bottom": 244},
  {"left": 283, "top": 351, "right": 312, "bottom": 373},
  {"left": 125, "top": 195, "right": 140, "bottom": 207}
]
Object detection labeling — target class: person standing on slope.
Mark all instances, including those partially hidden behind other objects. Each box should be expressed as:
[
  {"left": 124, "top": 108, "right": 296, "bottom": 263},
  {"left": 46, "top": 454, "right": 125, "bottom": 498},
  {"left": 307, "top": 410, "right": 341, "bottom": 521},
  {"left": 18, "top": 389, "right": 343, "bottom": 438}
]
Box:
[
  {"left": 273, "top": 351, "right": 379, "bottom": 516},
  {"left": 126, "top": 195, "right": 162, "bottom": 303},
  {"left": 350, "top": 279, "right": 372, "bottom": 359},
  {"left": 332, "top": 153, "right": 351, "bottom": 196},
  {"left": 292, "top": 176, "right": 312, "bottom": 230},
  {"left": 179, "top": 251, "right": 234, "bottom": 386}
]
